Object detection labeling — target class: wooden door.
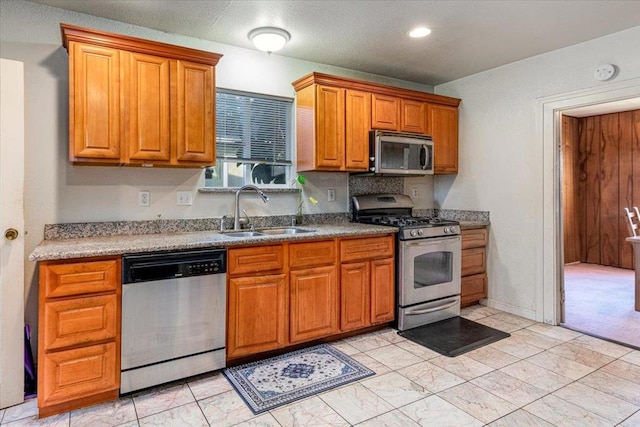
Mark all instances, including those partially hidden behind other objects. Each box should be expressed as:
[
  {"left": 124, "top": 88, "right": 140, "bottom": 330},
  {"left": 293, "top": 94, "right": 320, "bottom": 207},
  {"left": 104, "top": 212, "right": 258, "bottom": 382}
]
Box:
[
  {"left": 371, "top": 94, "right": 399, "bottom": 130},
  {"left": 340, "top": 262, "right": 370, "bottom": 331},
  {"left": 315, "top": 85, "right": 345, "bottom": 169},
  {"left": 428, "top": 103, "right": 458, "bottom": 174},
  {"left": 289, "top": 266, "right": 338, "bottom": 343},
  {"left": 345, "top": 89, "right": 370, "bottom": 171},
  {"left": 400, "top": 99, "right": 427, "bottom": 134},
  {"left": 227, "top": 274, "right": 287, "bottom": 358},
  {"left": 124, "top": 52, "right": 171, "bottom": 163},
  {"left": 69, "top": 42, "right": 121, "bottom": 162},
  {"left": 173, "top": 60, "right": 215, "bottom": 164},
  {"left": 370, "top": 258, "right": 395, "bottom": 324}
]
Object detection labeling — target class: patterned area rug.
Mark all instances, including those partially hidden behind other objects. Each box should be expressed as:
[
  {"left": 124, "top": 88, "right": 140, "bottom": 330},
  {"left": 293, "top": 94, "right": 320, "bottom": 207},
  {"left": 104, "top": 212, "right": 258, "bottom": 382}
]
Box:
[{"left": 223, "top": 344, "right": 374, "bottom": 414}]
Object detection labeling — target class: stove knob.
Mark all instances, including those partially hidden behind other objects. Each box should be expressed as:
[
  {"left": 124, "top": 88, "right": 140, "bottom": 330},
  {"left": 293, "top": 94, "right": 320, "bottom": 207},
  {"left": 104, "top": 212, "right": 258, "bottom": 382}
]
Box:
[
  {"left": 410, "top": 230, "right": 417, "bottom": 237},
  {"left": 445, "top": 227, "right": 454, "bottom": 234},
  {"left": 417, "top": 229, "right": 424, "bottom": 236},
  {"left": 370, "top": 167, "right": 376, "bottom": 172}
]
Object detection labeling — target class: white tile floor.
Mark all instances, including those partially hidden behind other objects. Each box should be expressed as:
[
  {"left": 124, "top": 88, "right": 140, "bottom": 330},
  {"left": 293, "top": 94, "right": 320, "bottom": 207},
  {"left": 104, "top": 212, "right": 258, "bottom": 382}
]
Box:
[{"left": 2, "top": 305, "right": 639, "bottom": 426}]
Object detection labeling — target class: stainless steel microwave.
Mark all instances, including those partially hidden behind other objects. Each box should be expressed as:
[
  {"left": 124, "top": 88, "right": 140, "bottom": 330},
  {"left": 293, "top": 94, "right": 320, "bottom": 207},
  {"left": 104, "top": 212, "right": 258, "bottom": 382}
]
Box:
[{"left": 369, "top": 130, "right": 434, "bottom": 175}]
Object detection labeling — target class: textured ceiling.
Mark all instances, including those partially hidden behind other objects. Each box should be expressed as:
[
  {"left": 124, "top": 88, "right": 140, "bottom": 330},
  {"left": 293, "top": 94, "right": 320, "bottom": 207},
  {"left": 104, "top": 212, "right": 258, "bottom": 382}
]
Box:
[{"left": 27, "top": 0, "right": 640, "bottom": 86}]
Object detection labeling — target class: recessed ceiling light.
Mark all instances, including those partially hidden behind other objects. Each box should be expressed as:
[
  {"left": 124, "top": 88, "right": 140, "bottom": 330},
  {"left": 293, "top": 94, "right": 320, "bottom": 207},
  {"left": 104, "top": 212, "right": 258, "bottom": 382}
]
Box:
[{"left": 409, "top": 27, "right": 431, "bottom": 38}]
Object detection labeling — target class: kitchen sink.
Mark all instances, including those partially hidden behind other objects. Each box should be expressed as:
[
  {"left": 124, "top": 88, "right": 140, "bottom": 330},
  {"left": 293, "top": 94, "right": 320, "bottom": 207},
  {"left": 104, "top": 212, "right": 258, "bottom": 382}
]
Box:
[
  {"left": 223, "top": 231, "right": 265, "bottom": 238},
  {"left": 259, "top": 227, "right": 316, "bottom": 235}
]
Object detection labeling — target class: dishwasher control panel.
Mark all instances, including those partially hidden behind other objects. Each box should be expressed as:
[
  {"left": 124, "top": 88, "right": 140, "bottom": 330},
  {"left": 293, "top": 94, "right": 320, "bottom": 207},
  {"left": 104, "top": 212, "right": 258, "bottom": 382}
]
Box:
[{"left": 122, "top": 249, "right": 227, "bottom": 283}]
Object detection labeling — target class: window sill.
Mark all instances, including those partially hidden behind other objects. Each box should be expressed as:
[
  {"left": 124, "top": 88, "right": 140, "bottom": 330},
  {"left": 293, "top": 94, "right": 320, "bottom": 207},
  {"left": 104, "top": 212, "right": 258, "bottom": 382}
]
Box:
[{"left": 198, "top": 187, "right": 300, "bottom": 194}]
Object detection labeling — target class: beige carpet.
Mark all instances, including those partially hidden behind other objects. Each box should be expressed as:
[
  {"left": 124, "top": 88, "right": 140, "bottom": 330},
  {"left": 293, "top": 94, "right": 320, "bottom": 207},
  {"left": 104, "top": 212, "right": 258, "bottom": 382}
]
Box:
[{"left": 562, "top": 263, "right": 640, "bottom": 349}]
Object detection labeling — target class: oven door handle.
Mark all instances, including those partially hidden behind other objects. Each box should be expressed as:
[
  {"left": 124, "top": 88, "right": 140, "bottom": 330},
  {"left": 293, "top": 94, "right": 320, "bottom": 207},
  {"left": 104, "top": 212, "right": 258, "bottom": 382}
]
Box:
[{"left": 406, "top": 298, "right": 460, "bottom": 315}]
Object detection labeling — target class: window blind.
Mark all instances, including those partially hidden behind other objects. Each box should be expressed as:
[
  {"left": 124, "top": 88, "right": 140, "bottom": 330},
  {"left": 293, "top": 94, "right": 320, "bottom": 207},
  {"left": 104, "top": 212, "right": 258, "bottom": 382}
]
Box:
[{"left": 216, "top": 89, "right": 292, "bottom": 165}]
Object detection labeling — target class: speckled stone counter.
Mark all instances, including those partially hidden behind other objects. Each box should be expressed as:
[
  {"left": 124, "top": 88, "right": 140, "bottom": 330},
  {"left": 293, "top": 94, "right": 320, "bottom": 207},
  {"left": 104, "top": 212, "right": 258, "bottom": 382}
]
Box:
[{"left": 29, "top": 223, "right": 397, "bottom": 261}]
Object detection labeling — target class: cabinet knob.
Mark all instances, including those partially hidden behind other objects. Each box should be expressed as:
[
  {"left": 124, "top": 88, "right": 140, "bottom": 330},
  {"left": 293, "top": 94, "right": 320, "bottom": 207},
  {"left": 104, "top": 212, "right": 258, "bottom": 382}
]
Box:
[{"left": 4, "top": 228, "right": 19, "bottom": 240}]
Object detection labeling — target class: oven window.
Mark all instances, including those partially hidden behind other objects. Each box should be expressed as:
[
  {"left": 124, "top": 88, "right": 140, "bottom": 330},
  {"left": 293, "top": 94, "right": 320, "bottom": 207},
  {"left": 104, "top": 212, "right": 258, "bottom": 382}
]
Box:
[{"left": 414, "top": 251, "right": 453, "bottom": 288}]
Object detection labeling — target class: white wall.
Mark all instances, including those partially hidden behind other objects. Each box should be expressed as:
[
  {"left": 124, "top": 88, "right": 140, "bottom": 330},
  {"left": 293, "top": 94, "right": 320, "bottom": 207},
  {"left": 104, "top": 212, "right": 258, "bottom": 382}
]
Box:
[
  {"left": 0, "top": 0, "right": 435, "bottom": 347},
  {"left": 433, "top": 26, "right": 640, "bottom": 320}
]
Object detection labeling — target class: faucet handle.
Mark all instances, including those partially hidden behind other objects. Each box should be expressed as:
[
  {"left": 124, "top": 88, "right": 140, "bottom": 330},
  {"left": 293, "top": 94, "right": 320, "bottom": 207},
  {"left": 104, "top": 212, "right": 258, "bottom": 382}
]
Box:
[{"left": 242, "top": 209, "right": 254, "bottom": 231}]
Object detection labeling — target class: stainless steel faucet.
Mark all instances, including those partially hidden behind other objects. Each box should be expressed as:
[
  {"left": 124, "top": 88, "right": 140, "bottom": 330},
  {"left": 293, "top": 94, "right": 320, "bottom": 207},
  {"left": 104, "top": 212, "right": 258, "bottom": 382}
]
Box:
[{"left": 233, "top": 185, "right": 269, "bottom": 230}]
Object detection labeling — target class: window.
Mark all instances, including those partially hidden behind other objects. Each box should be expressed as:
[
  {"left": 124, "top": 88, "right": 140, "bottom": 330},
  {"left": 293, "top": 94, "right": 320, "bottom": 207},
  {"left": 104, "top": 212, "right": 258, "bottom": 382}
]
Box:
[{"left": 205, "top": 89, "right": 293, "bottom": 188}]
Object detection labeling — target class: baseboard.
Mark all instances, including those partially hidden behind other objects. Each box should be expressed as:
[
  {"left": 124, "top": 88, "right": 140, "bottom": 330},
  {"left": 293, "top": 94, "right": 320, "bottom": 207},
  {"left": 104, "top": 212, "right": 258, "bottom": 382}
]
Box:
[{"left": 482, "top": 298, "right": 538, "bottom": 322}]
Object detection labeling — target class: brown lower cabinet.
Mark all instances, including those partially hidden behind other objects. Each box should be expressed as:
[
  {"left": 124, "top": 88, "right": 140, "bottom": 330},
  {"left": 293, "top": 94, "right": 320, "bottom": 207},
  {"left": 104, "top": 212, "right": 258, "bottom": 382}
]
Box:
[
  {"left": 226, "top": 234, "right": 395, "bottom": 359},
  {"left": 37, "top": 257, "right": 121, "bottom": 418},
  {"left": 461, "top": 227, "right": 489, "bottom": 307}
]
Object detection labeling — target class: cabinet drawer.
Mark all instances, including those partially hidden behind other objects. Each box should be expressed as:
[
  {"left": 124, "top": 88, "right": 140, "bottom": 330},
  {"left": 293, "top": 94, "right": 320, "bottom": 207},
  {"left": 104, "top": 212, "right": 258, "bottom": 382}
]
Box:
[
  {"left": 461, "top": 273, "right": 487, "bottom": 307},
  {"left": 228, "top": 245, "right": 284, "bottom": 276},
  {"left": 461, "top": 228, "right": 488, "bottom": 249},
  {"left": 39, "top": 342, "right": 118, "bottom": 407},
  {"left": 41, "top": 258, "right": 120, "bottom": 298},
  {"left": 43, "top": 294, "right": 117, "bottom": 351},
  {"left": 461, "top": 247, "right": 486, "bottom": 276},
  {"left": 341, "top": 235, "right": 394, "bottom": 262},
  {"left": 289, "top": 240, "right": 336, "bottom": 269}
]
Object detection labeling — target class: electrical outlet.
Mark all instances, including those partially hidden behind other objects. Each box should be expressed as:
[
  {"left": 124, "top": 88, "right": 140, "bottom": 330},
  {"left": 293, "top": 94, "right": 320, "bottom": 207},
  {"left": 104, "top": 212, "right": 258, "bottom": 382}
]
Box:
[
  {"left": 327, "top": 188, "right": 335, "bottom": 202},
  {"left": 412, "top": 188, "right": 419, "bottom": 198},
  {"left": 176, "top": 191, "right": 193, "bottom": 206},
  {"left": 139, "top": 190, "right": 150, "bottom": 207}
]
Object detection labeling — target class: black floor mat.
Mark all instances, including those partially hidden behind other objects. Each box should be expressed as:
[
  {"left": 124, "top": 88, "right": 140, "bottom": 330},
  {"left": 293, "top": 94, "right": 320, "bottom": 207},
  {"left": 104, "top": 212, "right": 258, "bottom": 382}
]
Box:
[{"left": 398, "top": 316, "right": 510, "bottom": 357}]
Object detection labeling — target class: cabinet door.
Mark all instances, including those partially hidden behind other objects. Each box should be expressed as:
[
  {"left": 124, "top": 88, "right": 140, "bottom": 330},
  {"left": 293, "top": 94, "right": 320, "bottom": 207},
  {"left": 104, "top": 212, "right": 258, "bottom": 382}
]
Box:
[
  {"left": 345, "top": 89, "right": 370, "bottom": 171},
  {"left": 370, "top": 258, "right": 395, "bottom": 324},
  {"left": 173, "top": 60, "right": 215, "bottom": 164},
  {"left": 289, "top": 266, "right": 338, "bottom": 343},
  {"left": 315, "top": 85, "right": 345, "bottom": 169},
  {"left": 427, "top": 104, "right": 458, "bottom": 174},
  {"left": 227, "top": 274, "right": 287, "bottom": 358},
  {"left": 340, "top": 262, "right": 370, "bottom": 332},
  {"left": 69, "top": 42, "right": 121, "bottom": 162},
  {"left": 125, "top": 52, "right": 171, "bottom": 162},
  {"left": 371, "top": 94, "right": 399, "bottom": 130},
  {"left": 400, "top": 99, "right": 427, "bottom": 134}
]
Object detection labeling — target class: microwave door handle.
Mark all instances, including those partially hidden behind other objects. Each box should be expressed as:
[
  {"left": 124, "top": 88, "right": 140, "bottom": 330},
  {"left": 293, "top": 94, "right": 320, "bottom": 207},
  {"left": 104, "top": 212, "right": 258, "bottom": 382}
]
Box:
[{"left": 420, "top": 145, "right": 428, "bottom": 170}]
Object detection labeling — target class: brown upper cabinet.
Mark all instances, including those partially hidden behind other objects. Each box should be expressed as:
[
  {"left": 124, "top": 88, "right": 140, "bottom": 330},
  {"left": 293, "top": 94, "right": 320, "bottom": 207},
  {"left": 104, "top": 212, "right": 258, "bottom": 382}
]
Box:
[
  {"left": 61, "top": 24, "right": 222, "bottom": 167},
  {"left": 292, "top": 72, "right": 461, "bottom": 174}
]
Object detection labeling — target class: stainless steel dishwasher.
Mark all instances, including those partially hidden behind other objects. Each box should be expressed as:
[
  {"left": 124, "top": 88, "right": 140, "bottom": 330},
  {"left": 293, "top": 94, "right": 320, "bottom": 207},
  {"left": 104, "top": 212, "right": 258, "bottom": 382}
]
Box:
[{"left": 121, "top": 249, "right": 226, "bottom": 394}]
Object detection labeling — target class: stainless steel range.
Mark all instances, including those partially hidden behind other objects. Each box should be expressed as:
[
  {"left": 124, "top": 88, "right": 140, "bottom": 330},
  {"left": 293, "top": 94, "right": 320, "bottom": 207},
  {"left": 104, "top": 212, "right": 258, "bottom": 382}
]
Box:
[{"left": 353, "top": 194, "right": 462, "bottom": 331}]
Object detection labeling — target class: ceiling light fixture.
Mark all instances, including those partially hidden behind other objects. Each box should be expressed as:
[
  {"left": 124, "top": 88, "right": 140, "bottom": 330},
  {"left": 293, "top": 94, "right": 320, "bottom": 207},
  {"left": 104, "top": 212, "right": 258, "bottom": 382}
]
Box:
[
  {"left": 248, "top": 26, "right": 291, "bottom": 54},
  {"left": 409, "top": 27, "right": 431, "bottom": 38}
]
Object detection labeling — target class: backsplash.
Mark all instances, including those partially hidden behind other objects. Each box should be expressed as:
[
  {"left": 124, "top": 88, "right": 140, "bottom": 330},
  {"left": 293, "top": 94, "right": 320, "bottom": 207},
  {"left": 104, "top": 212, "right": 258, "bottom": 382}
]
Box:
[{"left": 43, "top": 213, "right": 350, "bottom": 240}]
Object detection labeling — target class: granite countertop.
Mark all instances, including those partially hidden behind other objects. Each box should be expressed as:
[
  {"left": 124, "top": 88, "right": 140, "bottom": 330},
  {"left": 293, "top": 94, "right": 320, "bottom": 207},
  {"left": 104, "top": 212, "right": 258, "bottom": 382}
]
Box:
[{"left": 29, "top": 223, "right": 397, "bottom": 261}]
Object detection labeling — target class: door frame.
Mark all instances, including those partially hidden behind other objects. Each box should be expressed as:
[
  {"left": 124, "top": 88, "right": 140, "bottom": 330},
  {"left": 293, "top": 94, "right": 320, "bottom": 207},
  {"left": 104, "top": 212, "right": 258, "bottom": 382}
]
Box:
[
  {"left": 0, "top": 58, "right": 25, "bottom": 409},
  {"left": 538, "top": 78, "right": 640, "bottom": 325}
]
